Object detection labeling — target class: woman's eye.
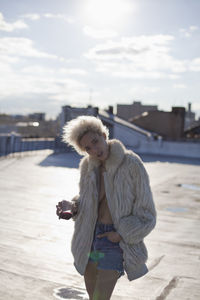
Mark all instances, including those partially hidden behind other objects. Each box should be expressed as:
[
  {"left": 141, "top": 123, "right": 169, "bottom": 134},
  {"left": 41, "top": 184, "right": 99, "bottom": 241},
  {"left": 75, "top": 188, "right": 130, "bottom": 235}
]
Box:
[{"left": 93, "top": 139, "right": 98, "bottom": 144}]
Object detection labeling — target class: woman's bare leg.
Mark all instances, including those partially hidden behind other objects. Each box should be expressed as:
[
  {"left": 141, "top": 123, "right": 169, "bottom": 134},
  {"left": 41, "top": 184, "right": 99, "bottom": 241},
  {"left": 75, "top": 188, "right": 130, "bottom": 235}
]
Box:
[
  {"left": 84, "top": 261, "right": 98, "bottom": 299},
  {"left": 93, "top": 269, "right": 119, "bottom": 300}
]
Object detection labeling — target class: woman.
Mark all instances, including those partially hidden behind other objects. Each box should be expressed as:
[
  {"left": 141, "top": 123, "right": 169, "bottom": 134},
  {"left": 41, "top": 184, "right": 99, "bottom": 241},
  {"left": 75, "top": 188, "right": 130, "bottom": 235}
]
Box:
[{"left": 56, "top": 116, "right": 156, "bottom": 300}]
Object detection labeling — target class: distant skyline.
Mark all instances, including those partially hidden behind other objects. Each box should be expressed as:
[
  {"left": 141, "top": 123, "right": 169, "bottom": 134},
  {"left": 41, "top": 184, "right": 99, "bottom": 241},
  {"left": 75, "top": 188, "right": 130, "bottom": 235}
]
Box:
[{"left": 0, "top": 0, "right": 200, "bottom": 119}]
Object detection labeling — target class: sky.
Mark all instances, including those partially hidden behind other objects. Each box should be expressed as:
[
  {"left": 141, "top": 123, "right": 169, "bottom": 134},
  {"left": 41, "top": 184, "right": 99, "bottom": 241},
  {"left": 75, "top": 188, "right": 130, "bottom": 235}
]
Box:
[{"left": 0, "top": 0, "right": 200, "bottom": 119}]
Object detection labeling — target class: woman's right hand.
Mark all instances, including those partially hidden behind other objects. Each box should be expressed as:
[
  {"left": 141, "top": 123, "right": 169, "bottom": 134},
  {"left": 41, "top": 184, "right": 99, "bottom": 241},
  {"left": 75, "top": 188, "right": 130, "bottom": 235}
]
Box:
[{"left": 56, "top": 200, "right": 72, "bottom": 218}]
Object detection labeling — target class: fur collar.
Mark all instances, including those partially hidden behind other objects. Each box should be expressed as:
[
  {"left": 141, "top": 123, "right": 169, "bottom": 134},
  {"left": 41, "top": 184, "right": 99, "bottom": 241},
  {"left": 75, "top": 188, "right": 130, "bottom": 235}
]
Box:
[{"left": 81, "top": 139, "right": 126, "bottom": 175}]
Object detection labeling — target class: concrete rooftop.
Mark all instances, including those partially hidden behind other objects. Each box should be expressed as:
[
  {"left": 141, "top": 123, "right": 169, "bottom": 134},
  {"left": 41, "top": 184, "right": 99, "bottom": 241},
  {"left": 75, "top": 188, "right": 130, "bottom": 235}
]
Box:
[{"left": 0, "top": 150, "right": 200, "bottom": 300}]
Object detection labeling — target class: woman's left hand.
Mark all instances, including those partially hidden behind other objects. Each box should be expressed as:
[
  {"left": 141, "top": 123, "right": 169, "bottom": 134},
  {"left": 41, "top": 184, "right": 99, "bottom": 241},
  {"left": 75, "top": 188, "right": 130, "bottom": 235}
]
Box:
[{"left": 97, "top": 231, "right": 122, "bottom": 243}]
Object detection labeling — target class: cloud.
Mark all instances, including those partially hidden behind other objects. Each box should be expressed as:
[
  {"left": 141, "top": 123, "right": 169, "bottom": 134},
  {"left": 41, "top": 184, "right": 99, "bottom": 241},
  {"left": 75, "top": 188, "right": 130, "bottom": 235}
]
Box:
[
  {"left": 0, "top": 12, "right": 28, "bottom": 31},
  {"left": 85, "top": 34, "right": 188, "bottom": 79},
  {"left": 179, "top": 25, "right": 199, "bottom": 38},
  {"left": 190, "top": 25, "right": 199, "bottom": 31},
  {"left": 83, "top": 25, "right": 118, "bottom": 39},
  {"left": 21, "top": 65, "right": 87, "bottom": 77},
  {"left": 189, "top": 58, "right": 200, "bottom": 71},
  {"left": 0, "top": 37, "right": 58, "bottom": 59},
  {"left": 0, "top": 62, "right": 87, "bottom": 99},
  {"left": 173, "top": 83, "right": 187, "bottom": 89},
  {"left": 42, "top": 13, "right": 74, "bottom": 23},
  {"left": 59, "top": 68, "right": 88, "bottom": 76},
  {"left": 21, "top": 12, "right": 75, "bottom": 23},
  {"left": 21, "top": 13, "right": 40, "bottom": 21},
  {"left": 129, "top": 86, "right": 160, "bottom": 94},
  {"left": 0, "top": 44, "right": 87, "bottom": 107},
  {"left": 21, "top": 65, "right": 54, "bottom": 75},
  {"left": 0, "top": 33, "right": 87, "bottom": 107}
]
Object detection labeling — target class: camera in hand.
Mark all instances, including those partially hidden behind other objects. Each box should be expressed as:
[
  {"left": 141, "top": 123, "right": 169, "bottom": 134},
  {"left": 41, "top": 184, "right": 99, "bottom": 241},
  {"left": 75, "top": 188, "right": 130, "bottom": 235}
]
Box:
[{"left": 59, "top": 210, "right": 73, "bottom": 220}]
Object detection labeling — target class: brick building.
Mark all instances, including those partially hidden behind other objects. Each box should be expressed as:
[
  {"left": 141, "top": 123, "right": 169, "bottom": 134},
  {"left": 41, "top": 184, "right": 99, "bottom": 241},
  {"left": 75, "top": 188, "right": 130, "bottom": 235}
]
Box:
[
  {"left": 117, "top": 101, "right": 158, "bottom": 121},
  {"left": 130, "top": 107, "right": 185, "bottom": 140}
]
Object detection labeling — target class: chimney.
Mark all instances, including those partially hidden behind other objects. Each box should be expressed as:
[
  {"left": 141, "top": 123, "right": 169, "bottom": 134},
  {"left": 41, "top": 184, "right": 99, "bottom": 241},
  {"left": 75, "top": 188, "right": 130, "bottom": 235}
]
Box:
[
  {"left": 94, "top": 107, "right": 99, "bottom": 116},
  {"left": 172, "top": 107, "right": 185, "bottom": 138},
  {"left": 108, "top": 106, "right": 113, "bottom": 114}
]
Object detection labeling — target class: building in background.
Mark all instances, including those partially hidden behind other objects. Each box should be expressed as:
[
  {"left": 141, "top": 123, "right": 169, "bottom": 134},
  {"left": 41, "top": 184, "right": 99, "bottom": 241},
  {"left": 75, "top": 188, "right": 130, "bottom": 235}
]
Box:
[
  {"left": 117, "top": 101, "right": 158, "bottom": 121},
  {"left": 59, "top": 105, "right": 99, "bottom": 129},
  {"left": 1, "top": 105, "right": 200, "bottom": 159},
  {"left": 129, "top": 107, "right": 185, "bottom": 140},
  {"left": 184, "top": 102, "right": 196, "bottom": 130},
  {"left": 57, "top": 104, "right": 155, "bottom": 149},
  {"left": 28, "top": 113, "right": 45, "bottom": 121},
  {"left": 0, "top": 113, "right": 59, "bottom": 138},
  {"left": 184, "top": 123, "right": 200, "bottom": 140}
]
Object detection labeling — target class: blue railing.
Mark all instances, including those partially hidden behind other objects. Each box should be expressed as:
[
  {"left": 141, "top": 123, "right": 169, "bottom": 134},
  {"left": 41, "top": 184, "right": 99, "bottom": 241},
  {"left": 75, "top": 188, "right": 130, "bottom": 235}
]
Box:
[{"left": 0, "top": 134, "right": 69, "bottom": 157}]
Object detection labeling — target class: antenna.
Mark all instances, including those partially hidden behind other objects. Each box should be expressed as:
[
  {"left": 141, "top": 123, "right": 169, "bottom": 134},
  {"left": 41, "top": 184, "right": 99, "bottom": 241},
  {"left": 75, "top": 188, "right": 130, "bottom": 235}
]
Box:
[{"left": 89, "top": 88, "right": 93, "bottom": 106}]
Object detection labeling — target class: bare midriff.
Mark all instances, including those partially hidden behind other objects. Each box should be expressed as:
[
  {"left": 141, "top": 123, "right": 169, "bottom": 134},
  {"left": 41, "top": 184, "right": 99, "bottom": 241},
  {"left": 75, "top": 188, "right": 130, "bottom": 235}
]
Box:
[{"left": 97, "top": 165, "right": 113, "bottom": 224}]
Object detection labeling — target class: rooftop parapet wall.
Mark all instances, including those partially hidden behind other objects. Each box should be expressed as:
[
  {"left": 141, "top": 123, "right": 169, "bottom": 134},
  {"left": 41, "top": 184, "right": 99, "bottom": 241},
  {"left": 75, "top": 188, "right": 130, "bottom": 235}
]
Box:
[
  {"left": 137, "top": 139, "right": 200, "bottom": 159},
  {"left": 0, "top": 134, "right": 55, "bottom": 157},
  {"left": 99, "top": 111, "right": 200, "bottom": 160}
]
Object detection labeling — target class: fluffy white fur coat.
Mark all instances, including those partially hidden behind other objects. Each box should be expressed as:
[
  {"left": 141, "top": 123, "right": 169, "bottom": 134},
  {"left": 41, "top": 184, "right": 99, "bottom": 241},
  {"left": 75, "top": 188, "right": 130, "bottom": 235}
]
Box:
[{"left": 71, "top": 139, "right": 156, "bottom": 281}]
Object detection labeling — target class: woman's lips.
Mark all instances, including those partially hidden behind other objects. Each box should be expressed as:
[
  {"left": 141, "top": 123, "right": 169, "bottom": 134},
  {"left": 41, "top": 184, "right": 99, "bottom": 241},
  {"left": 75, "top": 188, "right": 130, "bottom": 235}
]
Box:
[{"left": 97, "top": 151, "right": 103, "bottom": 158}]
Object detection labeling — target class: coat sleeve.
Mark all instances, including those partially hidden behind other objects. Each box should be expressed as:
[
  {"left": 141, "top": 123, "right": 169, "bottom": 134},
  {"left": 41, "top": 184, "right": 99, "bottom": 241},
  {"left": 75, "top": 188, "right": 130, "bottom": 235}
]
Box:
[
  {"left": 71, "top": 156, "right": 89, "bottom": 221},
  {"left": 118, "top": 156, "right": 156, "bottom": 244},
  {"left": 71, "top": 195, "right": 80, "bottom": 221}
]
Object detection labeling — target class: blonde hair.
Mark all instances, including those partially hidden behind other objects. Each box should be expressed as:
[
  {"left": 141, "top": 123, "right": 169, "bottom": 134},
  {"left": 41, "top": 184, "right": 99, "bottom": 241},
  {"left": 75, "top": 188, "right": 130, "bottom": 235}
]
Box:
[{"left": 62, "top": 115, "right": 109, "bottom": 155}]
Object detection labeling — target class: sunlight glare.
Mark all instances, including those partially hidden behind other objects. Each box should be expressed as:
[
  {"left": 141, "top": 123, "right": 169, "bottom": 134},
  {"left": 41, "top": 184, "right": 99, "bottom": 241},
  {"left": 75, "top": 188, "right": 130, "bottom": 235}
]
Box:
[{"left": 84, "top": 0, "right": 132, "bottom": 27}]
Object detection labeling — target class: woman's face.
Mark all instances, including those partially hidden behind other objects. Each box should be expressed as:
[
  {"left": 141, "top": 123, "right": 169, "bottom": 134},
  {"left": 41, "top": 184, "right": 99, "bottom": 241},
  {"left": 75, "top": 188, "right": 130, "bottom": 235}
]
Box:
[{"left": 79, "top": 131, "right": 109, "bottom": 161}]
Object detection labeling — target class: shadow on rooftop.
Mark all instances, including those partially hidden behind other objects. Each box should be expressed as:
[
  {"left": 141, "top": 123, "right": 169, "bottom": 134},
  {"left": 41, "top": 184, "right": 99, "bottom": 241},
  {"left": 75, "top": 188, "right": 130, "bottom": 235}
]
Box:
[
  {"left": 138, "top": 153, "right": 200, "bottom": 166},
  {"left": 53, "top": 286, "right": 87, "bottom": 299},
  {"left": 38, "top": 152, "right": 81, "bottom": 168},
  {"left": 38, "top": 150, "right": 200, "bottom": 168}
]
